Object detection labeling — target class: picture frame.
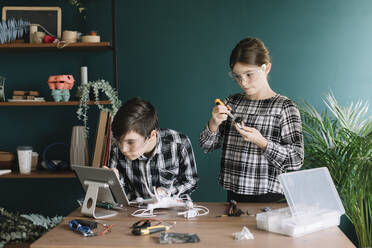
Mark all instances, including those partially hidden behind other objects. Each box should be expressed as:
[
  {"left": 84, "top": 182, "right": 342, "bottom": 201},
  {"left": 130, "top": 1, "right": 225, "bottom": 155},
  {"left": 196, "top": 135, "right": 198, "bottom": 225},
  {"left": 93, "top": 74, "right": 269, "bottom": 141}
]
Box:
[{"left": 2, "top": 6, "right": 62, "bottom": 38}]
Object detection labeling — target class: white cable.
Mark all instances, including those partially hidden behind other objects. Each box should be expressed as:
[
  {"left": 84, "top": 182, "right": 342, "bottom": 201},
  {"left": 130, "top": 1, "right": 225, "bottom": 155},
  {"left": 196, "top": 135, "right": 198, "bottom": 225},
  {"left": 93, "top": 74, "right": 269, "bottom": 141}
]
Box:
[
  {"left": 193, "top": 205, "right": 209, "bottom": 216},
  {"left": 178, "top": 209, "right": 198, "bottom": 219},
  {"left": 168, "top": 180, "right": 175, "bottom": 197},
  {"left": 31, "top": 24, "right": 54, "bottom": 37},
  {"left": 176, "top": 185, "right": 184, "bottom": 198},
  {"left": 153, "top": 186, "right": 159, "bottom": 201},
  {"left": 177, "top": 205, "right": 209, "bottom": 219},
  {"left": 131, "top": 208, "right": 156, "bottom": 218}
]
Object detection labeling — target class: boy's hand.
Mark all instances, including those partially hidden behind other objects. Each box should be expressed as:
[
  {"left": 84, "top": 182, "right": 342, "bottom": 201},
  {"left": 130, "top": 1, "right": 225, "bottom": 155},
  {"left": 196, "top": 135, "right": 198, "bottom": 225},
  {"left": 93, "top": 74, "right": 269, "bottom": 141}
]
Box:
[
  {"left": 156, "top": 187, "right": 169, "bottom": 197},
  {"left": 234, "top": 122, "right": 268, "bottom": 151},
  {"left": 103, "top": 166, "right": 120, "bottom": 179}
]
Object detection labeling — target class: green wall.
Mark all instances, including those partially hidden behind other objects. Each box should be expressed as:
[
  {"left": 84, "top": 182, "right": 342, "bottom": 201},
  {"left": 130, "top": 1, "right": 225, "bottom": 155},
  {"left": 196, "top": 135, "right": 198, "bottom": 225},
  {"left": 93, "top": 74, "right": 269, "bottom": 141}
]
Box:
[
  {"left": 1, "top": 0, "right": 370, "bottom": 245},
  {"left": 115, "top": 0, "right": 372, "bottom": 203}
]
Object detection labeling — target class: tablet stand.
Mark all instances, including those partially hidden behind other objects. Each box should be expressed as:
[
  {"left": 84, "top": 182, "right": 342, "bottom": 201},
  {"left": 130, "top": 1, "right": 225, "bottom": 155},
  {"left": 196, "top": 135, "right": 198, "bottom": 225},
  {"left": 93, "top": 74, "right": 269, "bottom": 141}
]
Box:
[{"left": 81, "top": 180, "right": 118, "bottom": 219}]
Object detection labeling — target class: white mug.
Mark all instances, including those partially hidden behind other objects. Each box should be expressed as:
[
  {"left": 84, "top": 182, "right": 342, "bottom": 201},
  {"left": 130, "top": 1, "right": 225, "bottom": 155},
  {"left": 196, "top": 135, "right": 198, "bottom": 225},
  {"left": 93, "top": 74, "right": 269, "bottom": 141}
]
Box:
[
  {"left": 17, "top": 146, "right": 33, "bottom": 174},
  {"left": 29, "top": 24, "right": 38, "bottom": 43},
  {"left": 62, "top": 30, "right": 78, "bottom": 43}
]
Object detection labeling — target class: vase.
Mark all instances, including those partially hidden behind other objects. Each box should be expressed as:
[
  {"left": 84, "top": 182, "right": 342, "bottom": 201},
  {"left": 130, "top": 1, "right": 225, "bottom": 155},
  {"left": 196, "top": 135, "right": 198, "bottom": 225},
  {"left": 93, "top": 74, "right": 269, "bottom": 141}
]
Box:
[{"left": 70, "top": 126, "right": 89, "bottom": 166}]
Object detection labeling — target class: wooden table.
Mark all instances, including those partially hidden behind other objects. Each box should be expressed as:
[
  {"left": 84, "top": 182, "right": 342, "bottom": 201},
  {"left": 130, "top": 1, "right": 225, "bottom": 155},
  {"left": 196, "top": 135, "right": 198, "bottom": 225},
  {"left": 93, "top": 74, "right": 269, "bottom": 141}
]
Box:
[{"left": 31, "top": 202, "right": 355, "bottom": 248}]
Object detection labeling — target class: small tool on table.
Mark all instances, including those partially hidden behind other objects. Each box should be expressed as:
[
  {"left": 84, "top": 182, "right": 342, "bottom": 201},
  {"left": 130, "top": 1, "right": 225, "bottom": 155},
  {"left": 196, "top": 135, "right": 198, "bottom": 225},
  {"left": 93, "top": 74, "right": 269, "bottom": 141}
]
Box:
[
  {"left": 214, "top": 99, "right": 242, "bottom": 128},
  {"left": 131, "top": 219, "right": 171, "bottom": 236},
  {"left": 132, "top": 225, "right": 170, "bottom": 236},
  {"left": 227, "top": 200, "right": 244, "bottom": 217}
]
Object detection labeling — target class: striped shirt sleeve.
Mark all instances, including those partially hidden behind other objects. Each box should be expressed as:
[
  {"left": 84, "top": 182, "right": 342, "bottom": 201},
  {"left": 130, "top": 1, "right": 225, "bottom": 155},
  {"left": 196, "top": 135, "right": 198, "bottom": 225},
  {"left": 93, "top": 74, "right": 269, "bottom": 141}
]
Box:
[
  {"left": 171, "top": 136, "right": 198, "bottom": 195},
  {"left": 199, "top": 96, "right": 233, "bottom": 153},
  {"left": 108, "top": 145, "right": 136, "bottom": 200},
  {"left": 263, "top": 100, "right": 304, "bottom": 171},
  {"left": 199, "top": 123, "right": 224, "bottom": 153}
]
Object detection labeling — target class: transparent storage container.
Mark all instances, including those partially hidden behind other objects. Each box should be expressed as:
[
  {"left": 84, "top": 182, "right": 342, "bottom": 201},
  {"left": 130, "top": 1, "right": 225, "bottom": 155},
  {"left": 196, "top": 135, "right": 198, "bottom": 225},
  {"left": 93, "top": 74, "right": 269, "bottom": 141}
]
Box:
[{"left": 256, "top": 167, "right": 345, "bottom": 237}]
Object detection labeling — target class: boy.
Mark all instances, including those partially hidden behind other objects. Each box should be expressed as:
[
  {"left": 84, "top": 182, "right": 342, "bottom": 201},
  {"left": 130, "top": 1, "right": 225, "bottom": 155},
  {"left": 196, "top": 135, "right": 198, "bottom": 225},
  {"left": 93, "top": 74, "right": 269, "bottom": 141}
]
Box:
[{"left": 109, "top": 97, "right": 198, "bottom": 201}]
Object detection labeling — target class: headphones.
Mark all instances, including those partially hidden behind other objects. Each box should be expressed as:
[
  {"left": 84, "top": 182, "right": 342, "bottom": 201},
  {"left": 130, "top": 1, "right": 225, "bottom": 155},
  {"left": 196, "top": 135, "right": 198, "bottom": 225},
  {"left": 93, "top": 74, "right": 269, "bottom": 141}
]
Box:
[{"left": 42, "top": 142, "right": 70, "bottom": 171}]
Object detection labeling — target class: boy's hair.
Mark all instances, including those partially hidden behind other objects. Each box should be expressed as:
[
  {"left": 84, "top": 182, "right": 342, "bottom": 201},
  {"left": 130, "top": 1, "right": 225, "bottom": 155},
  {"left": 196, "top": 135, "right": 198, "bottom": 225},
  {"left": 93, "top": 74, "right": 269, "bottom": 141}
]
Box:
[
  {"left": 112, "top": 97, "right": 159, "bottom": 140},
  {"left": 229, "top": 37, "right": 271, "bottom": 69}
]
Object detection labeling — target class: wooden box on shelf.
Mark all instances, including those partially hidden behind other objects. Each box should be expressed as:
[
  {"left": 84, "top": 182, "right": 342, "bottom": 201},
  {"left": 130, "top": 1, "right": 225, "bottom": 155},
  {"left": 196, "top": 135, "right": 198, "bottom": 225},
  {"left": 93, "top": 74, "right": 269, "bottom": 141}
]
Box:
[{"left": 0, "top": 151, "right": 16, "bottom": 169}]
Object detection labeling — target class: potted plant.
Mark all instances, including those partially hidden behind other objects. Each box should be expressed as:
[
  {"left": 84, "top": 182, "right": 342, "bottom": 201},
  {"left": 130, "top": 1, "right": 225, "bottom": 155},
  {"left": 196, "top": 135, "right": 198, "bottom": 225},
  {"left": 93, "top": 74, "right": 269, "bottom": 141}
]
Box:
[
  {"left": 76, "top": 79, "right": 121, "bottom": 136},
  {"left": 300, "top": 92, "right": 371, "bottom": 247},
  {"left": 0, "top": 207, "right": 62, "bottom": 246}
]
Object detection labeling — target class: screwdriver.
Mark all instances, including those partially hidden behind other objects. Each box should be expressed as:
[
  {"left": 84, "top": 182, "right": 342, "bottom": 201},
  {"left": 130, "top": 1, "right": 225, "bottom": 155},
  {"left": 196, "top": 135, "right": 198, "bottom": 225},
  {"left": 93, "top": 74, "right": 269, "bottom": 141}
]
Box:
[
  {"left": 132, "top": 225, "right": 170, "bottom": 236},
  {"left": 214, "top": 99, "right": 242, "bottom": 128}
]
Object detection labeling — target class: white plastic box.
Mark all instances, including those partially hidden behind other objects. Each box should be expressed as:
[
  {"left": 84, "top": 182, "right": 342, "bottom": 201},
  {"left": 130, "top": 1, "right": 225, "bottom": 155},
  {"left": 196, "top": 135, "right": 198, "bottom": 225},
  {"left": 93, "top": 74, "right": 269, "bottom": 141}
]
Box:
[{"left": 256, "top": 167, "right": 345, "bottom": 237}]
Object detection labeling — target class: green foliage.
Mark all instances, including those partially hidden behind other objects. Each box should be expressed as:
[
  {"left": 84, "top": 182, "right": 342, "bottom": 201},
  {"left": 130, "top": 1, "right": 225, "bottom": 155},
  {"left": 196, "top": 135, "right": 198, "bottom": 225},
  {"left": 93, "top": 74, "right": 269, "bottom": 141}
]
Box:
[
  {"left": 300, "top": 92, "right": 371, "bottom": 247},
  {"left": 76, "top": 79, "right": 121, "bottom": 136},
  {"left": 0, "top": 208, "right": 62, "bottom": 247},
  {"left": 21, "top": 214, "right": 63, "bottom": 230},
  {"left": 67, "top": 0, "right": 87, "bottom": 19}
]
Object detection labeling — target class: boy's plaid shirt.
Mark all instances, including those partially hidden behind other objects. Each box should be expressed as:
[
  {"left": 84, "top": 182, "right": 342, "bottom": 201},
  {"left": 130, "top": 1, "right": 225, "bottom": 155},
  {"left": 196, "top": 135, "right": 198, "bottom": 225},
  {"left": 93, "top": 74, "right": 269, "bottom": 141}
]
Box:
[{"left": 110, "top": 128, "right": 198, "bottom": 200}]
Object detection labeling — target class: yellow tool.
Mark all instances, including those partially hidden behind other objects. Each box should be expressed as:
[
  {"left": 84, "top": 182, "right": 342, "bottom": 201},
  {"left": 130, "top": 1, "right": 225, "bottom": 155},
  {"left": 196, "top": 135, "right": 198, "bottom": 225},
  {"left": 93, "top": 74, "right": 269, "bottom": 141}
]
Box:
[
  {"left": 214, "top": 98, "right": 242, "bottom": 128},
  {"left": 132, "top": 225, "right": 170, "bottom": 236},
  {"left": 214, "top": 98, "right": 225, "bottom": 106}
]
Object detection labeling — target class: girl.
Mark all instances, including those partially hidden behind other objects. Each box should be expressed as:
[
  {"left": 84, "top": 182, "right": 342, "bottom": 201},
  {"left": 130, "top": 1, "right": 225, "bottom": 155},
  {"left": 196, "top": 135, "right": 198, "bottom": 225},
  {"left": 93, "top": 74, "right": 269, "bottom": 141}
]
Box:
[{"left": 199, "top": 37, "right": 304, "bottom": 203}]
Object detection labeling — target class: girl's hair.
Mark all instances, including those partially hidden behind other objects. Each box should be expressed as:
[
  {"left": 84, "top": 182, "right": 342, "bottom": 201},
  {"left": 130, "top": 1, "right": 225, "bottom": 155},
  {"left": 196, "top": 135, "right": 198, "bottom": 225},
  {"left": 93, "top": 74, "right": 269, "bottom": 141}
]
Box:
[{"left": 229, "top": 37, "right": 271, "bottom": 69}]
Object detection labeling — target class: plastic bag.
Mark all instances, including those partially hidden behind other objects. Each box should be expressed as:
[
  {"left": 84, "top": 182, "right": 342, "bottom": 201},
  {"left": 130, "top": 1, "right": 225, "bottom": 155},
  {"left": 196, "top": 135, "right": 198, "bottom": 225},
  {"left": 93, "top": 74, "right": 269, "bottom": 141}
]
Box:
[
  {"left": 159, "top": 232, "right": 200, "bottom": 244},
  {"left": 232, "top": 226, "right": 254, "bottom": 240}
]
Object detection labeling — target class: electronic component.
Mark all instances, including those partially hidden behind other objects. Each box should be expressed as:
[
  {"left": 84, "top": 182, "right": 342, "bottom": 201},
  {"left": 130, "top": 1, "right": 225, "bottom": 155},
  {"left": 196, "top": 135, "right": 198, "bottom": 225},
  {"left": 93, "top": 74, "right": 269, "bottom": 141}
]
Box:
[
  {"left": 227, "top": 200, "right": 244, "bottom": 217},
  {"left": 75, "top": 219, "right": 97, "bottom": 230},
  {"left": 69, "top": 220, "right": 96, "bottom": 237},
  {"left": 262, "top": 207, "right": 273, "bottom": 212}
]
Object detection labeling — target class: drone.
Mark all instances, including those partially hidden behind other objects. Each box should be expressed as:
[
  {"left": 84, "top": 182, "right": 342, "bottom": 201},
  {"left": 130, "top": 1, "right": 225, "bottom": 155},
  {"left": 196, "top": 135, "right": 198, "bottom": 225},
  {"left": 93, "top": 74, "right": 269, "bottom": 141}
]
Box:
[{"left": 131, "top": 181, "right": 208, "bottom": 219}]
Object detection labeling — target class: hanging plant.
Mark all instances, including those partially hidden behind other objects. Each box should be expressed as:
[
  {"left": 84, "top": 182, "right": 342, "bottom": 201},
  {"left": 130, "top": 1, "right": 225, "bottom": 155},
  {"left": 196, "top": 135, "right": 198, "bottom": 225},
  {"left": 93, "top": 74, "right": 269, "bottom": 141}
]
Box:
[
  {"left": 68, "top": 0, "right": 87, "bottom": 20},
  {"left": 76, "top": 79, "right": 121, "bottom": 136},
  {"left": 57, "top": 0, "right": 87, "bottom": 20}
]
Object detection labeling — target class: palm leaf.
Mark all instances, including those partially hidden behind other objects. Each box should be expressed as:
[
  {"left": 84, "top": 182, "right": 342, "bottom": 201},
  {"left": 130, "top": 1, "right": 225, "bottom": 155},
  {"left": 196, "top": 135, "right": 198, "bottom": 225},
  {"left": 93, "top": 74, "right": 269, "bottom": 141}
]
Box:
[{"left": 301, "top": 93, "right": 371, "bottom": 247}]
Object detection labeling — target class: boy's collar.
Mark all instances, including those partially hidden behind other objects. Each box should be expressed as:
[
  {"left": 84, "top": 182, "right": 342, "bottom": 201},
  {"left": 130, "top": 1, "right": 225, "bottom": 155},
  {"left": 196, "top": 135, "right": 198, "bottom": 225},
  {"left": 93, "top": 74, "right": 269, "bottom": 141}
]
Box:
[{"left": 141, "top": 132, "right": 161, "bottom": 160}]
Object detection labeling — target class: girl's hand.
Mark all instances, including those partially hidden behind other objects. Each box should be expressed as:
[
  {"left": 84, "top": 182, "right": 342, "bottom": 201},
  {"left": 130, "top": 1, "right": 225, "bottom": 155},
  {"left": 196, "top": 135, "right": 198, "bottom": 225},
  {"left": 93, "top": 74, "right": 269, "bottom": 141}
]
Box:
[
  {"left": 234, "top": 121, "right": 268, "bottom": 151},
  {"left": 208, "top": 104, "right": 231, "bottom": 132}
]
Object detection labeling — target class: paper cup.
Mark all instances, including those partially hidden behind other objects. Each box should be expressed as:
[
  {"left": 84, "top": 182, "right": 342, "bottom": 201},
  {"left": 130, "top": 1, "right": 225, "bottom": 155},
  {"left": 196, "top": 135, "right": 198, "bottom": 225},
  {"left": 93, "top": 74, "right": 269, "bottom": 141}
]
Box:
[{"left": 17, "top": 146, "right": 33, "bottom": 174}]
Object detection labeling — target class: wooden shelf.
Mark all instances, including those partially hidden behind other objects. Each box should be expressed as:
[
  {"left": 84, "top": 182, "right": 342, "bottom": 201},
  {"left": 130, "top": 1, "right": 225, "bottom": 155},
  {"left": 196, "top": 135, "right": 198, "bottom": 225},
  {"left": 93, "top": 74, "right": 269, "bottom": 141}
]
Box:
[
  {"left": 0, "top": 170, "right": 75, "bottom": 178},
  {"left": 0, "top": 100, "right": 111, "bottom": 106},
  {"left": 0, "top": 42, "right": 111, "bottom": 50}
]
